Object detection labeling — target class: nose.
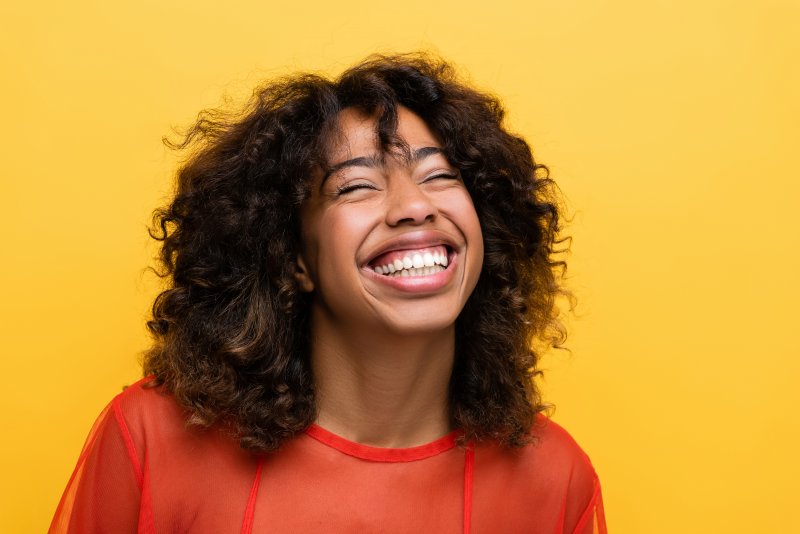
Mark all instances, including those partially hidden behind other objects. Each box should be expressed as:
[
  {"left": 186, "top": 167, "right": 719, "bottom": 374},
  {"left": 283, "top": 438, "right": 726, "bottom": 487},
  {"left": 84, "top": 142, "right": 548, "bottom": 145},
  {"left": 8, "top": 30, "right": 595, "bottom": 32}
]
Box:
[{"left": 384, "top": 174, "right": 438, "bottom": 227}]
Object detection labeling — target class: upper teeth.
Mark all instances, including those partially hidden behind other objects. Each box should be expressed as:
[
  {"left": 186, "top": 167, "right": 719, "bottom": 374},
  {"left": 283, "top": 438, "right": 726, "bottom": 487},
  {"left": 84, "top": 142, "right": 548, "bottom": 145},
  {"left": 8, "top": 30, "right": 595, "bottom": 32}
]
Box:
[{"left": 372, "top": 251, "right": 449, "bottom": 276}]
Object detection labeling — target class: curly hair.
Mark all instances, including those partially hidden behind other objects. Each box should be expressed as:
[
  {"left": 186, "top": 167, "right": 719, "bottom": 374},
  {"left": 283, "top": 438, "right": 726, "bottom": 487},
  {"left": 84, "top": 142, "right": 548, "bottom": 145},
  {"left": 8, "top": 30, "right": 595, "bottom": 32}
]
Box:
[{"left": 144, "top": 52, "right": 573, "bottom": 451}]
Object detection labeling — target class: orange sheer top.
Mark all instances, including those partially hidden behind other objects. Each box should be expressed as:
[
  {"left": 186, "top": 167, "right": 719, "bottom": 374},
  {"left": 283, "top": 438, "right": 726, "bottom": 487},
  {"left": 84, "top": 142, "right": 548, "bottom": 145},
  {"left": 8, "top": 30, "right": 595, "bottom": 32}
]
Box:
[{"left": 50, "top": 377, "right": 607, "bottom": 533}]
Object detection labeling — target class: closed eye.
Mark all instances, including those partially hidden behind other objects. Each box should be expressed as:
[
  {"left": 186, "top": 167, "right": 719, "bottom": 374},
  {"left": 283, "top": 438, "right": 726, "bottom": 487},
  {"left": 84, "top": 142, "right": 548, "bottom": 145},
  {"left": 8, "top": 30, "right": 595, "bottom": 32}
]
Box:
[
  {"left": 335, "top": 183, "right": 379, "bottom": 196},
  {"left": 422, "top": 172, "right": 459, "bottom": 183}
]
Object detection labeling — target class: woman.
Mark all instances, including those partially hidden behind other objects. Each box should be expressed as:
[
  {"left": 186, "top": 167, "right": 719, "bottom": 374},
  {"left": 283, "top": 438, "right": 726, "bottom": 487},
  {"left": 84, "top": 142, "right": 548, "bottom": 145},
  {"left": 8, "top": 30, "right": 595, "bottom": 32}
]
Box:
[{"left": 51, "top": 53, "right": 607, "bottom": 533}]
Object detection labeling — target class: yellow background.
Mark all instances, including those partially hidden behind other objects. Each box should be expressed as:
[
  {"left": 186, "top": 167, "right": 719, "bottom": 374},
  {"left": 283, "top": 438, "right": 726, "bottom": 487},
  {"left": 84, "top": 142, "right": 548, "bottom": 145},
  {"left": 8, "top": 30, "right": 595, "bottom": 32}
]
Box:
[{"left": 2, "top": 1, "right": 798, "bottom": 532}]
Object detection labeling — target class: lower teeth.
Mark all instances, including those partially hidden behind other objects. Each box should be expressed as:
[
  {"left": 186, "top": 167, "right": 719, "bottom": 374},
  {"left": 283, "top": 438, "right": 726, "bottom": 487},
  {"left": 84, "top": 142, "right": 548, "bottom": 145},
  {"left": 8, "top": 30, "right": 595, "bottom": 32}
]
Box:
[{"left": 386, "top": 265, "right": 445, "bottom": 277}]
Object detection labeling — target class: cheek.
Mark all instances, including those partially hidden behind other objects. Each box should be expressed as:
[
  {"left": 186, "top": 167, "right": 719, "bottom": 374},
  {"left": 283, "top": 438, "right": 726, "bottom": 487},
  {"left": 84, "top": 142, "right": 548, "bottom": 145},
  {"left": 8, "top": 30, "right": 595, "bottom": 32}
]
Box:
[
  {"left": 467, "top": 218, "right": 485, "bottom": 281},
  {"left": 455, "top": 194, "right": 485, "bottom": 281},
  {"left": 449, "top": 191, "right": 483, "bottom": 245},
  {"left": 314, "top": 209, "right": 371, "bottom": 268}
]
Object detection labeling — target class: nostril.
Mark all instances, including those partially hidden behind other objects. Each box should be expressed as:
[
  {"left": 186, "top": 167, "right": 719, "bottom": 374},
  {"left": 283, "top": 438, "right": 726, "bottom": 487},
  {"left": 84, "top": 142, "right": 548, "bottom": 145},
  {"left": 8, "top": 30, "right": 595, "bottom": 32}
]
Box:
[
  {"left": 388, "top": 207, "right": 436, "bottom": 225},
  {"left": 396, "top": 214, "right": 434, "bottom": 225}
]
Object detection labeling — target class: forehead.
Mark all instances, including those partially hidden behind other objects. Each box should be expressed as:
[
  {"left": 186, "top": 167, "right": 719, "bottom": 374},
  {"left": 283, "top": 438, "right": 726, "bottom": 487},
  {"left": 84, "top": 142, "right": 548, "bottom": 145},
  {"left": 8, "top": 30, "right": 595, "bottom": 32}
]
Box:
[{"left": 326, "top": 106, "right": 441, "bottom": 165}]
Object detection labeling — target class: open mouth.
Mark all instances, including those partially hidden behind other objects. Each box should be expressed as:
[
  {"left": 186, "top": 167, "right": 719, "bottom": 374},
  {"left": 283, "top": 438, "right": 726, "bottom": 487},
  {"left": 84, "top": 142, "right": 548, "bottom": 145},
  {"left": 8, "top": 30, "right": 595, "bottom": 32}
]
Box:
[{"left": 368, "top": 245, "right": 453, "bottom": 278}]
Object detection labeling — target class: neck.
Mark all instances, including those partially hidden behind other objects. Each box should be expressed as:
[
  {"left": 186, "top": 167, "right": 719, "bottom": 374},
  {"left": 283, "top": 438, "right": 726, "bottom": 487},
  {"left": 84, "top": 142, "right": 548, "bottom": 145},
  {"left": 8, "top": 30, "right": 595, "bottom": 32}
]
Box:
[{"left": 309, "top": 308, "right": 455, "bottom": 448}]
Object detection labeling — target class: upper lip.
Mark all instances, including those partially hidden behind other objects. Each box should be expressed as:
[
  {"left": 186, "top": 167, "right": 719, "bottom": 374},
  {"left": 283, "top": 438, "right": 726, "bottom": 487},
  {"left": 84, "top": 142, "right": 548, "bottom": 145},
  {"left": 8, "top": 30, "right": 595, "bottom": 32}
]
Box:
[{"left": 362, "top": 230, "right": 458, "bottom": 266}]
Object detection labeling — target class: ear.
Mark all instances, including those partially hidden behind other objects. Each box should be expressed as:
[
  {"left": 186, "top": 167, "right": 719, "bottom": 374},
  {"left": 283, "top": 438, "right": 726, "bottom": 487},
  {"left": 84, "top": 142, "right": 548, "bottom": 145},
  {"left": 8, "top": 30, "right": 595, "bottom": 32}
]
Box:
[{"left": 293, "top": 254, "right": 315, "bottom": 293}]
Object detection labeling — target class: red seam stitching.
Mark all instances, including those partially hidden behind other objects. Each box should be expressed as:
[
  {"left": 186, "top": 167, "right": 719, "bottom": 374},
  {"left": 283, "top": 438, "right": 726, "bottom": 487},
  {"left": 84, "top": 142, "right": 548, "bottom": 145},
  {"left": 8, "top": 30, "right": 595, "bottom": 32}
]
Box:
[
  {"left": 571, "top": 473, "right": 602, "bottom": 534},
  {"left": 138, "top": 458, "right": 157, "bottom": 534},
  {"left": 112, "top": 397, "right": 143, "bottom": 490},
  {"left": 305, "top": 423, "right": 460, "bottom": 462},
  {"left": 241, "top": 457, "right": 264, "bottom": 534},
  {"left": 463, "top": 442, "right": 474, "bottom": 534}
]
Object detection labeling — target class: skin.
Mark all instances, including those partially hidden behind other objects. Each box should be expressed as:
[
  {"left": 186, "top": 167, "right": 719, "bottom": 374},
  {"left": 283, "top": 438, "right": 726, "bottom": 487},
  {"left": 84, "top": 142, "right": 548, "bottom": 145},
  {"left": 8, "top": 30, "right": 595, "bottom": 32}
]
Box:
[{"left": 296, "top": 106, "right": 484, "bottom": 447}]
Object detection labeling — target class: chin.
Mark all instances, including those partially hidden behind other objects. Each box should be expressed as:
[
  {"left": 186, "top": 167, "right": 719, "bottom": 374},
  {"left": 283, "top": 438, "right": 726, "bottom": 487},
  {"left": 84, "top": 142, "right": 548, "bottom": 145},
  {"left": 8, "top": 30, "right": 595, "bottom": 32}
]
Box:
[{"left": 377, "top": 311, "right": 459, "bottom": 337}]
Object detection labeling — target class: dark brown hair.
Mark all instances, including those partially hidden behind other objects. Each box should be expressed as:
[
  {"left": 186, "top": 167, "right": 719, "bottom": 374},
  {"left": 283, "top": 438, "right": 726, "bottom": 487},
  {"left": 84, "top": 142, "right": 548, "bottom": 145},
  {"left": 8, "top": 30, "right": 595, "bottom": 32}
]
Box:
[{"left": 144, "top": 53, "right": 573, "bottom": 451}]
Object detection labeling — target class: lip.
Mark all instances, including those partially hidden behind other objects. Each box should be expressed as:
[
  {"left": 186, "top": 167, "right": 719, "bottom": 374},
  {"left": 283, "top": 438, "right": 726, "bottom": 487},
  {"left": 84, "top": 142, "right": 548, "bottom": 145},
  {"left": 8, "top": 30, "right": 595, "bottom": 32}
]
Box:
[
  {"left": 360, "top": 230, "right": 461, "bottom": 294},
  {"left": 362, "top": 251, "right": 458, "bottom": 293}
]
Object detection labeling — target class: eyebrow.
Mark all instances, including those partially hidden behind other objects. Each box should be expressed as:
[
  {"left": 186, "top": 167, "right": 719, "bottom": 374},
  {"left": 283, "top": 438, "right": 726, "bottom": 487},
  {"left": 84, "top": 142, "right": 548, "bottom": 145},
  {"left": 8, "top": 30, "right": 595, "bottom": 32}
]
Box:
[{"left": 321, "top": 146, "right": 445, "bottom": 187}]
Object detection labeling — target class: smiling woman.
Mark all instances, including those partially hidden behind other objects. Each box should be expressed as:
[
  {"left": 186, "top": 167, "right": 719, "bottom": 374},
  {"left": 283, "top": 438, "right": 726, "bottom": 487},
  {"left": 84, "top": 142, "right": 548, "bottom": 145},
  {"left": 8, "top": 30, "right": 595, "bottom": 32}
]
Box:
[
  {"left": 297, "top": 107, "right": 484, "bottom": 341},
  {"left": 50, "top": 53, "right": 607, "bottom": 533}
]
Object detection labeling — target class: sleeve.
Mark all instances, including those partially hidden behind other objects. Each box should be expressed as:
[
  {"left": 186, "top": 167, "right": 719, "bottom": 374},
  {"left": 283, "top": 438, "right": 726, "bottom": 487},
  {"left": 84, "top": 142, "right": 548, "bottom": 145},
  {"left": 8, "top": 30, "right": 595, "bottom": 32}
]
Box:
[
  {"left": 571, "top": 471, "right": 608, "bottom": 534},
  {"left": 49, "top": 397, "right": 143, "bottom": 533}
]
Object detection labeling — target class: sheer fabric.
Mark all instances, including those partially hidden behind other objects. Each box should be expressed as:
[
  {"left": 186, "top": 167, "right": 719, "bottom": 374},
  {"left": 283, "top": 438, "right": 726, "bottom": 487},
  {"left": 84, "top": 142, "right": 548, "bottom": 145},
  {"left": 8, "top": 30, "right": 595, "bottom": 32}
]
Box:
[{"left": 51, "top": 378, "right": 607, "bottom": 533}]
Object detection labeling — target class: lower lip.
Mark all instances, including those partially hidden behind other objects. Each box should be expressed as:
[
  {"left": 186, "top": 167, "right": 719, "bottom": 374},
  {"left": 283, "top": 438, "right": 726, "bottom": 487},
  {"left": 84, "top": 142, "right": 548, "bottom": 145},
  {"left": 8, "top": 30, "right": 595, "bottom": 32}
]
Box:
[{"left": 362, "top": 254, "right": 458, "bottom": 293}]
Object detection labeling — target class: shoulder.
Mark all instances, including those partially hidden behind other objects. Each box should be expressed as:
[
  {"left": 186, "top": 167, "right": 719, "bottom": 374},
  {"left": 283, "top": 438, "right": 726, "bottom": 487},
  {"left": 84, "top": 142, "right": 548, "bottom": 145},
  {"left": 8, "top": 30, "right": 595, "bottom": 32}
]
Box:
[
  {"left": 112, "top": 375, "right": 185, "bottom": 425},
  {"left": 472, "top": 415, "right": 605, "bottom": 532},
  {"left": 109, "top": 376, "right": 248, "bottom": 460},
  {"left": 473, "top": 414, "right": 602, "bottom": 530},
  {"left": 480, "top": 412, "right": 598, "bottom": 469},
  {"left": 108, "top": 376, "right": 194, "bottom": 457},
  {"left": 476, "top": 412, "right": 599, "bottom": 500},
  {"left": 530, "top": 413, "right": 598, "bottom": 472},
  {"left": 529, "top": 413, "right": 600, "bottom": 490}
]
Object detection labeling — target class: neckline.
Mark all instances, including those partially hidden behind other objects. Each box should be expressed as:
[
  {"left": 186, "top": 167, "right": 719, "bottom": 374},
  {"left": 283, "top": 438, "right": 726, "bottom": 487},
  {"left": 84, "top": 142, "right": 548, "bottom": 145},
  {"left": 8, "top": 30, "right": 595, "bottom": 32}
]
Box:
[{"left": 304, "top": 423, "right": 462, "bottom": 462}]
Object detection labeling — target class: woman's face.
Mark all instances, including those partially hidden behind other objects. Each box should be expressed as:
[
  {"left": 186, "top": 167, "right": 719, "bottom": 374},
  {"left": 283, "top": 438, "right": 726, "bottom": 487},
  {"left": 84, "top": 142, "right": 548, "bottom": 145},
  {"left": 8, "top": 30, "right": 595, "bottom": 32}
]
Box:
[{"left": 296, "top": 106, "right": 484, "bottom": 336}]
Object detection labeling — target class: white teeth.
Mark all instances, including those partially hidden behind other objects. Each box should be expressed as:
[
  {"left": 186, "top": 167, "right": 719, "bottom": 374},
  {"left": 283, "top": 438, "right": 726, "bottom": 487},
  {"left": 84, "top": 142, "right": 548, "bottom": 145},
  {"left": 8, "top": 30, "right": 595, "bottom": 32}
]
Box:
[
  {"left": 386, "top": 265, "right": 445, "bottom": 277},
  {"left": 372, "top": 248, "right": 451, "bottom": 277}
]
